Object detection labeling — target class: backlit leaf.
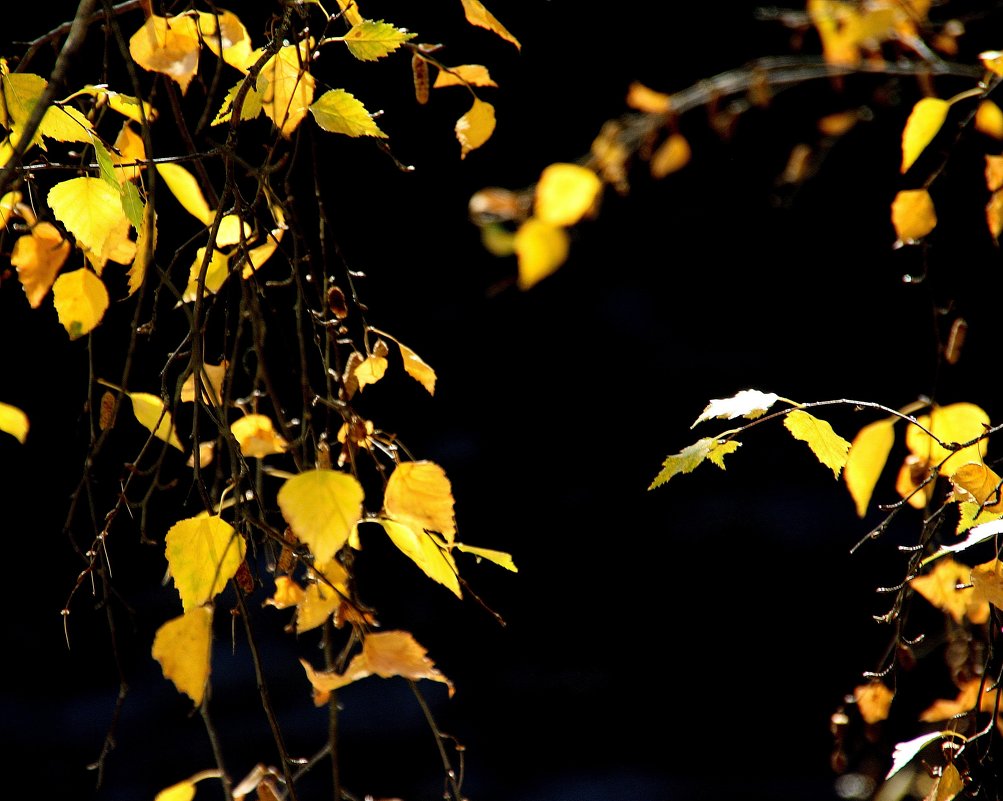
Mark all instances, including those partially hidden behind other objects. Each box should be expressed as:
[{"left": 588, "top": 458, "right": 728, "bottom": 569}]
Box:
[
  {"left": 648, "top": 438, "right": 741, "bottom": 489},
  {"left": 156, "top": 162, "right": 213, "bottom": 225},
  {"left": 277, "top": 469, "right": 365, "bottom": 562},
  {"left": 433, "top": 64, "right": 497, "bottom": 88},
  {"left": 459, "top": 0, "right": 520, "bottom": 49},
  {"left": 905, "top": 402, "right": 989, "bottom": 474},
  {"left": 265, "top": 575, "right": 305, "bottom": 610},
  {"left": 36, "top": 104, "right": 93, "bottom": 145},
  {"left": 783, "top": 409, "right": 850, "bottom": 478},
  {"left": 854, "top": 682, "right": 893, "bottom": 724},
  {"left": 230, "top": 414, "right": 288, "bottom": 457},
  {"left": 127, "top": 204, "right": 156, "bottom": 297},
  {"left": 455, "top": 542, "right": 517, "bottom": 572},
  {"left": 309, "top": 89, "right": 386, "bottom": 138},
  {"left": 0, "top": 190, "right": 20, "bottom": 228},
  {"left": 456, "top": 98, "right": 495, "bottom": 159},
  {"left": 80, "top": 86, "right": 156, "bottom": 124},
  {"left": 988, "top": 155, "right": 1003, "bottom": 192},
  {"left": 692, "top": 389, "right": 781, "bottom": 427},
  {"left": 987, "top": 190, "right": 1003, "bottom": 240},
  {"left": 650, "top": 133, "right": 691, "bottom": 178},
  {"left": 399, "top": 342, "right": 436, "bottom": 395},
  {"left": 950, "top": 462, "right": 1003, "bottom": 515},
  {"left": 182, "top": 247, "right": 230, "bottom": 303},
  {"left": 910, "top": 557, "right": 988, "bottom": 624},
  {"left": 626, "top": 81, "right": 672, "bottom": 113},
  {"left": 196, "top": 9, "right": 253, "bottom": 72},
  {"left": 376, "top": 519, "right": 461, "bottom": 597},
  {"left": 47, "top": 176, "right": 126, "bottom": 257},
  {"left": 956, "top": 499, "right": 1003, "bottom": 535},
  {"left": 0, "top": 65, "right": 46, "bottom": 129},
  {"left": 212, "top": 78, "right": 263, "bottom": 127},
  {"left": 241, "top": 228, "right": 284, "bottom": 277},
  {"left": 166, "top": 515, "right": 245, "bottom": 612},
  {"left": 513, "top": 217, "right": 568, "bottom": 290},
  {"left": 52, "top": 268, "right": 109, "bottom": 339},
  {"left": 180, "top": 360, "right": 228, "bottom": 407},
  {"left": 129, "top": 14, "right": 202, "bottom": 94},
  {"left": 844, "top": 418, "right": 895, "bottom": 517},
  {"left": 215, "top": 214, "right": 252, "bottom": 248},
  {"left": 891, "top": 188, "right": 937, "bottom": 244},
  {"left": 384, "top": 461, "right": 457, "bottom": 543},
  {"left": 127, "top": 391, "right": 184, "bottom": 450},
  {"left": 353, "top": 354, "right": 388, "bottom": 390},
  {"left": 258, "top": 41, "right": 315, "bottom": 138},
  {"left": 12, "top": 222, "right": 70, "bottom": 307},
  {"left": 972, "top": 558, "right": 1003, "bottom": 612},
  {"left": 295, "top": 560, "right": 350, "bottom": 633},
  {"left": 981, "top": 50, "right": 1003, "bottom": 77},
  {"left": 976, "top": 100, "right": 1003, "bottom": 140},
  {"left": 152, "top": 606, "right": 213, "bottom": 705},
  {"left": 154, "top": 771, "right": 222, "bottom": 801},
  {"left": 534, "top": 163, "right": 602, "bottom": 227},
  {"left": 342, "top": 20, "right": 416, "bottom": 61},
  {"left": 928, "top": 763, "right": 964, "bottom": 801},
  {"left": 0, "top": 402, "right": 28, "bottom": 443},
  {"left": 901, "top": 97, "right": 949, "bottom": 173}
]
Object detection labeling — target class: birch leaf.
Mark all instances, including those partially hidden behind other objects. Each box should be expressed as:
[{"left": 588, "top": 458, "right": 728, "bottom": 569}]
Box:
[
  {"left": 901, "top": 97, "right": 949, "bottom": 173},
  {"left": 277, "top": 469, "right": 365, "bottom": 562},
  {"left": 182, "top": 248, "right": 230, "bottom": 303},
  {"left": 905, "top": 402, "right": 989, "bottom": 474},
  {"left": 433, "top": 64, "right": 497, "bottom": 88},
  {"left": 309, "top": 89, "right": 386, "bottom": 138},
  {"left": 342, "top": 20, "right": 416, "bottom": 61},
  {"left": 353, "top": 354, "right": 388, "bottom": 390},
  {"left": 377, "top": 518, "right": 461, "bottom": 597},
  {"left": 976, "top": 100, "right": 1003, "bottom": 140},
  {"left": 534, "top": 163, "right": 603, "bottom": 227},
  {"left": 196, "top": 9, "right": 253, "bottom": 73},
  {"left": 626, "top": 81, "right": 672, "bottom": 113},
  {"left": 456, "top": 98, "right": 495, "bottom": 159},
  {"left": 52, "top": 268, "right": 109, "bottom": 340},
  {"left": 384, "top": 461, "right": 457, "bottom": 543},
  {"left": 971, "top": 559, "right": 1003, "bottom": 612},
  {"left": 692, "top": 389, "right": 780, "bottom": 427},
  {"left": 129, "top": 14, "right": 202, "bottom": 94},
  {"left": 155, "top": 163, "right": 213, "bottom": 225},
  {"left": 783, "top": 409, "right": 850, "bottom": 478},
  {"left": 650, "top": 133, "right": 691, "bottom": 178},
  {"left": 230, "top": 414, "right": 289, "bottom": 457},
  {"left": 950, "top": 462, "right": 1003, "bottom": 515},
  {"left": 455, "top": 542, "right": 517, "bottom": 572},
  {"left": 844, "top": 418, "right": 896, "bottom": 517},
  {"left": 648, "top": 438, "right": 741, "bottom": 489},
  {"left": 180, "top": 360, "right": 228, "bottom": 407},
  {"left": 166, "top": 515, "right": 246, "bottom": 611},
  {"left": 152, "top": 606, "right": 213, "bottom": 705},
  {"left": 0, "top": 402, "right": 28, "bottom": 443},
  {"left": 459, "top": 0, "right": 520, "bottom": 49},
  {"left": 258, "top": 41, "right": 315, "bottom": 138},
  {"left": 126, "top": 391, "right": 184, "bottom": 450},
  {"left": 399, "top": 342, "right": 436, "bottom": 394},
  {"left": 296, "top": 560, "right": 350, "bottom": 633},
  {"left": 891, "top": 188, "right": 937, "bottom": 244},
  {"left": 910, "top": 557, "right": 988, "bottom": 624},
  {"left": 127, "top": 204, "right": 156, "bottom": 297},
  {"left": 12, "top": 222, "right": 70, "bottom": 308},
  {"left": 47, "top": 176, "right": 126, "bottom": 257},
  {"left": 513, "top": 217, "right": 568, "bottom": 290}
]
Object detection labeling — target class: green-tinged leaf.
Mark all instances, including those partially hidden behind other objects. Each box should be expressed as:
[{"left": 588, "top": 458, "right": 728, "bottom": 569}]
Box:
[
  {"left": 93, "top": 138, "right": 119, "bottom": 189},
  {"left": 956, "top": 500, "right": 1003, "bottom": 535},
  {"left": 784, "top": 409, "right": 850, "bottom": 478},
  {"left": 277, "top": 469, "right": 365, "bottom": 562},
  {"left": 648, "top": 437, "right": 741, "bottom": 489},
  {"left": 376, "top": 518, "right": 461, "bottom": 598},
  {"left": 152, "top": 607, "right": 213, "bottom": 705},
  {"left": 0, "top": 401, "right": 28, "bottom": 443},
  {"left": 126, "top": 391, "right": 184, "bottom": 449},
  {"left": 309, "top": 89, "right": 386, "bottom": 138},
  {"left": 691, "top": 389, "right": 781, "bottom": 428},
  {"left": 342, "top": 20, "right": 416, "bottom": 61},
  {"left": 52, "top": 268, "right": 109, "bottom": 339},
  {"left": 456, "top": 98, "right": 495, "bottom": 159},
  {"left": 844, "top": 418, "right": 895, "bottom": 517},
  {"left": 455, "top": 542, "right": 517, "bottom": 572},
  {"left": 211, "top": 79, "right": 263, "bottom": 127},
  {"left": 120, "top": 182, "right": 145, "bottom": 230},
  {"left": 165, "top": 515, "right": 246, "bottom": 611},
  {"left": 0, "top": 66, "right": 46, "bottom": 129}
]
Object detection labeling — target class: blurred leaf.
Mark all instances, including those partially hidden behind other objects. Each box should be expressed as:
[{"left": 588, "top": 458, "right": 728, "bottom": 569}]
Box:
[
  {"left": 513, "top": 217, "right": 568, "bottom": 289},
  {"left": 0, "top": 402, "right": 28, "bottom": 443},
  {"left": 534, "top": 163, "right": 602, "bottom": 227},
  {"left": 891, "top": 188, "right": 937, "bottom": 244},
  {"left": 649, "top": 437, "right": 741, "bottom": 489},
  {"left": 459, "top": 0, "right": 520, "bottom": 49}
]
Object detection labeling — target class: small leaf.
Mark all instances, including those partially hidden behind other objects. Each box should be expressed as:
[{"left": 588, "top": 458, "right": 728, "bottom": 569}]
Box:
[
  {"left": 230, "top": 414, "right": 289, "bottom": 457},
  {"left": 459, "top": 0, "right": 520, "bottom": 49},
  {"left": 648, "top": 437, "right": 741, "bottom": 489},
  {"left": 215, "top": 214, "right": 252, "bottom": 248},
  {"left": 650, "top": 133, "right": 691, "bottom": 178},
  {"left": 928, "top": 763, "right": 965, "bottom": 801},
  {"left": 854, "top": 682, "right": 893, "bottom": 724},
  {"left": 692, "top": 389, "right": 781, "bottom": 427},
  {"left": 12, "top": 222, "right": 70, "bottom": 307},
  {"left": 166, "top": 515, "right": 246, "bottom": 612},
  {"left": 950, "top": 462, "right": 1003, "bottom": 515},
  {"left": 377, "top": 518, "right": 461, "bottom": 598},
  {"left": 976, "top": 99, "right": 1003, "bottom": 140},
  {"left": 126, "top": 391, "right": 184, "bottom": 450},
  {"left": 910, "top": 557, "right": 988, "bottom": 624},
  {"left": 155, "top": 162, "right": 213, "bottom": 225},
  {"left": 352, "top": 354, "right": 388, "bottom": 390},
  {"left": 309, "top": 88, "right": 386, "bottom": 138},
  {"left": 844, "top": 418, "right": 895, "bottom": 517},
  {"left": 399, "top": 342, "right": 436, "bottom": 394},
  {"left": 783, "top": 409, "right": 850, "bottom": 478},
  {"left": 626, "top": 81, "right": 672, "bottom": 113},
  {"left": 433, "top": 64, "right": 497, "bottom": 88},
  {"left": 152, "top": 606, "right": 213, "bottom": 705},
  {"left": 901, "top": 97, "right": 949, "bottom": 173},
  {"left": 180, "top": 360, "right": 228, "bottom": 408},
  {"left": 52, "top": 268, "right": 109, "bottom": 339},
  {"left": 129, "top": 14, "right": 202, "bottom": 94},
  {"left": 455, "top": 98, "right": 495, "bottom": 159},
  {"left": 921, "top": 518, "right": 1003, "bottom": 567},
  {"left": 534, "top": 163, "right": 603, "bottom": 227},
  {"left": 0, "top": 402, "right": 28, "bottom": 443},
  {"left": 384, "top": 461, "right": 456, "bottom": 543},
  {"left": 891, "top": 188, "right": 937, "bottom": 244},
  {"left": 182, "top": 247, "right": 230, "bottom": 303},
  {"left": 154, "top": 771, "right": 222, "bottom": 801},
  {"left": 127, "top": 204, "right": 156, "bottom": 297},
  {"left": 196, "top": 9, "right": 253, "bottom": 73},
  {"left": 277, "top": 469, "right": 365, "bottom": 562},
  {"left": 455, "top": 542, "right": 517, "bottom": 572},
  {"left": 513, "top": 217, "right": 569, "bottom": 290},
  {"left": 972, "top": 558, "right": 1003, "bottom": 612},
  {"left": 341, "top": 20, "right": 416, "bottom": 61}
]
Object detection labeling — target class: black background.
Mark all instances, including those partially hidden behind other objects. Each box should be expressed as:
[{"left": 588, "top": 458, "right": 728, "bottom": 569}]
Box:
[{"left": 4, "top": 2, "right": 1003, "bottom": 801}]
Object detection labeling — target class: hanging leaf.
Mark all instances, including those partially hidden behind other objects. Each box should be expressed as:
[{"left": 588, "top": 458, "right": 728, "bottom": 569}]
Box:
[
  {"left": 534, "top": 163, "right": 603, "bottom": 227},
  {"left": 455, "top": 98, "right": 495, "bottom": 159},
  {"left": 155, "top": 163, "right": 213, "bottom": 226},
  {"left": 258, "top": 41, "right": 315, "bottom": 138},
  {"left": 47, "top": 176, "right": 127, "bottom": 257},
  {"left": 432, "top": 64, "right": 497, "bottom": 89},
  {"left": 277, "top": 469, "right": 365, "bottom": 562},
  {"left": 976, "top": 100, "right": 1003, "bottom": 140},
  {"left": 309, "top": 89, "right": 386, "bottom": 138},
  {"left": 196, "top": 9, "right": 253, "bottom": 73},
  {"left": 455, "top": 542, "right": 517, "bottom": 572},
  {"left": 648, "top": 437, "right": 741, "bottom": 489},
  {"left": 152, "top": 606, "right": 213, "bottom": 705},
  {"left": 165, "top": 515, "right": 246, "bottom": 612},
  {"left": 180, "top": 360, "right": 228, "bottom": 407},
  {"left": 950, "top": 462, "right": 1003, "bottom": 515},
  {"left": 513, "top": 217, "right": 569, "bottom": 290},
  {"left": 230, "top": 414, "right": 289, "bottom": 457},
  {"left": 398, "top": 341, "right": 436, "bottom": 395},
  {"left": 296, "top": 560, "right": 350, "bottom": 633},
  {"left": 182, "top": 247, "right": 230, "bottom": 303},
  {"left": 352, "top": 353, "right": 388, "bottom": 390},
  {"left": 127, "top": 204, "right": 156, "bottom": 297},
  {"left": 129, "top": 14, "right": 202, "bottom": 94},
  {"left": 154, "top": 771, "right": 223, "bottom": 801},
  {"left": 341, "top": 20, "right": 416, "bottom": 61},
  {"left": 376, "top": 518, "right": 461, "bottom": 597},
  {"left": 886, "top": 732, "right": 954, "bottom": 780},
  {"left": 125, "top": 391, "right": 184, "bottom": 450},
  {"left": 692, "top": 389, "right": 781, "bottom": 427},
  {"left": 0, "top": 402, "right": 28, "bottom": 443},
  {"left": 844, "top": 418, "right": 896, "bottom": 517},
  {"left": 901, "top": 96, "right": 949, "bottom": 173},
  {"left": 459, "top": 0, "right": 520, "bottom": 49},
  {"left": 626, "top": 81, "right": 672, "bottom": 113},
  {"left": 650, "top": 133, "right": 691, "bottom": 178},
  {"left": 12, "top": 222, "right": 70, "bottom": 308},
  {"left": 783, "top": 409, "right": 850, "bottom": 478},
  {"left": 905, "top": 402, "right": 989, "bottom": 475},
  {"left": 854, "top": 682, "right": 894, "bottom": 724},
  {"left": 52, "top": 268, "right": 109, "bottom": 340},
  {"left": 384, "top": 460, "right": 457, "bottom": 543},
  {"left": 891, "top": 188, "right": 937, "bottom": 244},
  {"left": 971, "top": 558, "right": 1003, "bottom": 612}
]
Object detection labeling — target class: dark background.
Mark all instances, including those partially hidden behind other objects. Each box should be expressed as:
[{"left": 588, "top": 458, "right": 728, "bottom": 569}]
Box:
[{"left": 4, "top": 2, "right": 1003, "bottom": 801}]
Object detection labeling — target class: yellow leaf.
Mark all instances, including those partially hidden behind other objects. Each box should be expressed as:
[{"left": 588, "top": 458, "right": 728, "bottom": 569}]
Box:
[
  {"left": 85, "top": 215, "right": 137, "bottom": 274},
  {"left": 807, "top": 0, "right": 862, "bottom": 65},
  {"left": 129, "top": 14, "right": 202, "bottom": 94},
  {"left": 896, "top": 454, "right": 935, "bottom": 509},
  {"left": 265, "top": 575, "right": 306, "bottom": 610},
  {"left": 987, "top": 156, "right": 1003, "bottom": 193},
  {"left": 111, "top": 123, "right": 146, "bottom": 184},
  {"left": 456, "top": 98, "right": 495, "bottom": 159},
  {"left": 376, "top": 518, "right": 461, "bottom": 598},
  {"left": 981, "top": 50, "right": 1003, "bottom": 77},
  {"left": 85, "top": 86, "right": 157, "bottom": 125},
  {"left": 927, "top": 763, "right": 965, "bottom": 801},
  {"left": 154, "top": 771, "right": 222, "bottom": 801},
  {"left": 432, "top": 64, "right": 497, "bottom": 89},
  {"left": 155, "top": 163, "right": 213, "bottom": 226},
  {"left": 180, "top": 360, "right": 228, "bottom": 407},
  {"left": 342, "top": 20, "right": 416, "bottom": 61},
  {"left": 352, "top": 354, "right": 388, "bottom": 390},
  {"left": 384, "top": 461, "right": 457, "bottom": 543},
  {"left": 906, "top": 402, "right": 989, "bottom": 475},
  {"left": 333, "top": 0, "right": 363, "bottom": 26},
  {"left": 648, "top": 437, "right": 741, "bottom": 489},
  {"left": 844, "top": 418, "right": 895, "bottom": 517},
  {"left": 47, "top": 176, "right": 126, "bottom": 257},
  {"left": 951, "top": 462, "right": 1003, "bottom": 515},
  {"left": 901, "top": 97, "right": 949, "bottom": 173},
  {"left": 976, "top": 100, "right": 1003, "bottom": 140},
  {"left": 891, "top": 188, "right": 937, "bottom": 244},
  {"left": 625, "top": 81, "right": 671, "bottom": 113},
  {"left": 215, "top": 214, "right": 252, "bottom": 248},
  {"left": 988, "top": 190, "right": 1003, "bottom": 240},
  {"left": 36, "top": 104, "right": 94, "bottom": 145},
  {"left": 52, "top": 268, "right": 109, "bottom": 339},
  {"left": 459, "top": 0, "right": 521, "bottom": 49},
  {"left": 182, "top": 247, "right": 230, "bottom": 303},
  {"left": 258, "top": 41, "right": 315, "bottom": 138},
  {"left": 854, "top": 682, "right": 894, "bottom": 724},
  {"left": 241, "top": 228, "right": 283, "bottom": 278},
  {"left": 650, "top": 133, "right": 691, "bottom": 178},
  {"left": 12, "top": 222, "right": 70, "bottom": 308},
  {"left": 230, "top": 414, "right": 288, "bottom": 457},
  {"left": 0, "top": 402, "right": 28, "bottom": 443},
  {"left": 196, "top": 9, "right": 253, "bottom": 73},
  {"left": 301, "top": 630, "right": 454, "bottom": 705},
  {"left": 534, "top": 163, "right": 603, "bottom": 227},
  {"left": 399, "top": 342, "right": 436, "bottom": 395},
  {"left": 277, "top": 469, "right": 365, "bottom": 562},
  {"left": 910, "top": 557, "right": 988, "bottom": 624},
  {"left": 513, "top": 217, "right": 569, "bottom": 290},
  {"left": 692, "top": 389, "right": 781, "bottom": 427},
  {"left": 152, "top": 606, "right": 213, "bottom": 705},
  {"left": 309, "top": 88, "right": 386, "bottom": 138},
  {"left": 783, "top": 409, "right": 850, "bottom": 478},
  {"left": 165, "top": 515, "right": 246, "bottom": 612},
  {"left": 127, "top": 204, "right": 156, "bottom": 297},
  {"left": 126, "top": 391, "right": 184, "bottom": 450},
  {"left": 956, "top": 499, "right": 1003, "bottom": 535},
  {"left": 972, "top": 558, "right": 1003, "bottom": 612},
  {"left": 296, "top": 560, "right": 350, "bottom": 633},
  {"left": 455, "top": 542, "right": 517, "bottom": 572}
]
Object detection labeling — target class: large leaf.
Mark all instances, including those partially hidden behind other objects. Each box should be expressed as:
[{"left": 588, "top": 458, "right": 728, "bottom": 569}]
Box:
[
  {"left": 129, "top": 14, "right": 202, "bottom": 94},
  {"left": 51, "top": 268, "right": 109, "bottom": 339},
  {"left": 165, "top": 514, "right": 246, "bottom": 611},
  {"left": 905, "top": 402, "right": 989, "bottom": 474},
  {"left": 534, "top": 163, "right": 603, "bottom": 227},
  {"left": 376, "top": 518, "right": 461, "bottom": 597},
  {"left": 649, "top": 437, "right": 741, "bottom": 489},
  {"left": 152, "top": 606, "right": 213, "bottom": 705},
  {"left": 844, "top": 418, "right": 895, "bottom": 517},
  {"left": 48, "top": 176, "right": 126, "bottom": 257},
  {"left": 383, "top": 461, "right": 456, "bottom": 543},
  {"left": 783, "top": 409, "right": 850, "bottom": 478},
  {"left": 258, "top": 41, "right": 315, "bottom": 138},
  {"left": 277, "top": 469, "right": 365, "bottom": 562}
]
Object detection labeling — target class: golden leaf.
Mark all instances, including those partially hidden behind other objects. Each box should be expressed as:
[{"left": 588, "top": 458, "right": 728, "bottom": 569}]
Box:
[
  {"left": 230, "top": 414, "right": 289, "bottom": 458},
  {"left": 296, "top": 560, "right": 350, "bottom": 633},
  {"left": 891, "top": 188, "right": 937, "bottom": 245},
  {"left": 905, "top": 402, "right": 989, "bottom": 475},
  {"left": 264, "top": 575, "right": 306, "bottom": 610},
  {"left": 182, "top": 247, "right": 230, "bottom": 303},
  {"left": 513, "top": 217, "right": 569, "bottom": 290},
  {"left": 901, "top": 96, "right": 949, "bottom": 173},
  {"left": 12, "top": 222, "right": 70, "bottom": 308},
  {"left": 241, "top": 228, "right": 284, "bottom": 278},
  {"left": 154, "top": 771, "right": 222, "bottom": 801},
  {"left": 152, "top": 606, "right": 213, "bottom": 705},
  {"left": 196, "top": 9, "right": 253, "bottom": 73},
  {"left": 52, "top": 268, "right": 109, "bottom": 340},
  {"left": 333, "top": 0, "right": 363, "bottom": 26},
  {"left": 47, "top": 176, "right": 126, "bottom": 257},
  {"left": 910, "top": 558, "right": 988, "bottom": 625},
  {"left": 353, "top": 354, "right": 388, "bottom": 390},
  {"left": 950, "top": 462, "right": 1003, "bottom": 515},
  {"left": 432, "top": 64, "right": 497, "bottom": 89},
  {"left": 215, "top": 214, "right": 252, "bottom": 248},
  {"left": 165, "top": 515, "right": 245, "bottom": 611},
  {"left": 455, "top": 98, "right": 495, "bottom": 159},
  {"left": 301, "top": 629, "right": 454, "bottom": 706},
  {"left": 625, "top": 81, "right": 671, "bottom": 113},
  {"left": 971, "top": 558, "right": 1003, "bottom": 613},
  {"left": 85, "top": 215, "right": 137, "bottom": 274},
  {"left": 649, "top": 438, "right": 741, "bottom": 489},
  {"left": 258, "top": 41, "right": 315, "bottom": 138},
  {"left": 783, "top": 409, "right": 850, "bottom": 478},
  {"left": 534, "top": 163, "right": 603, "bottom": 227},
  {"left": 155, "top": 163, "right": 213, "bottom": 225},
  {"left": 277, "top": 469, "right": 365, "bottom": 562},
  {"left": 980, "top": 50, "right": 1003, "bottom": 77},
  {"left": 844, "top": 418, "right": 895, "bottom": 517},
  {"left": 129, "top": 14, "right": 202, "bottom": 94},
  {"left": 854, "top": 682, "right": 894, "bottom": 724},
  {"left": 0, "top": 402, "right": 28, "bottom": 443},
  {"left": 459, "top": 0, "right": 521, "bottom": 49},
  {"left": 926, "top": 763, "right": 964, "bottom": 801},
  {"left": 376, "top": 519, "right": 461, "bottom": 598},
  {"left": 126, "top": 391, "right": 184, "bottom": 450},
  {"left": 920, "top": 678, "right": 1001, "bottom": 724},
  {"left": 180, "top": 360, "right": 228, "bottom": 408},
  {"left": 988, "top": 156, "right": 1003, "bottom": 193},
  {"left": 399, "top": 342, "right": 436, "bottom": 395},
  {"left": 896, "top": 453, "right": 935, "bottom": 509},
  {"left": 650, "top": 133, "right": 691, "bottom": 178},
  {"left": 127, "top": 203, "right": 156, "bottom": 297},
  {"left": 0, "top": 190, "right": 21, "bottom": 228},
  {"left": 454, "top": 542, "right": 517, "bottom": 572},
  {"left": 384, "top": 461, "right": 456, "bottom": 543},
  {"left": 976, "top": 100, "right": 1003, "bottom": 140},
  {"left": 111, "top": 123, "right": 146, "bottom": 184}
]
